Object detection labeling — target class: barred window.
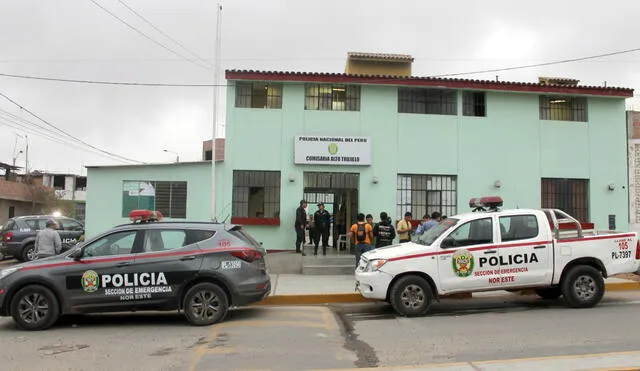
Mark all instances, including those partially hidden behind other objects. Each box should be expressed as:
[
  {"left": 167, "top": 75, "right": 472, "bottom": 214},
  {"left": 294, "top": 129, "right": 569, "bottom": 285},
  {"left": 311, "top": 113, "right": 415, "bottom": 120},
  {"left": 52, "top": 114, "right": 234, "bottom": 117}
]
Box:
[
  {"left": 539, "top": 96, "right": 587, "bottom": 122},
  {"left": 232, "top": 171, "right": 281, "bottom": 218},
  {"left": 305, "top": 84, "right": 360, "bottom": 111},
  {"left": 122, "top": 181, "right": 187, "bottom": 218},
  {"left": 463, "top": 91, "right": 486, "bottom": 117},
  {"left": 397, "top": 174, "right": 457, "bottom": 220},
  {"left": 398, "top": 88, "right": 457, "bottom": 115},
  {"left": 541, "top": 178, "right": 589, "bottom": 222},
  {"left": 235, "top": 82, "right": 282, "bottom": 109}
]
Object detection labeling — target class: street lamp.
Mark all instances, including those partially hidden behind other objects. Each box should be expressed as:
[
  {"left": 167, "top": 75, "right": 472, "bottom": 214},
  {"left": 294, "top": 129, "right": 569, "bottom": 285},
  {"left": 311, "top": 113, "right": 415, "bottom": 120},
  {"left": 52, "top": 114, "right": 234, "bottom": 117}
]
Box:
[
  {"left": 163, "top": 149, "right": 179, "bottom": 163},
  {"left": 12, "top": 150, "right": 23, "bottom": 167}
]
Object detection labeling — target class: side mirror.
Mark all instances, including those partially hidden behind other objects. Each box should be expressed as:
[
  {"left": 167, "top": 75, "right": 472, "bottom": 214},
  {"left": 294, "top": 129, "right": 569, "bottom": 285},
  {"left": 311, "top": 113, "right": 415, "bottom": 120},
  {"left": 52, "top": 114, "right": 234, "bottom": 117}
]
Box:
[
  {"left": 71, "top": 248, "right": 83, "bottom": 261},
  {"left": 441, "top": 237, "right": 454, "bottom": 249}
]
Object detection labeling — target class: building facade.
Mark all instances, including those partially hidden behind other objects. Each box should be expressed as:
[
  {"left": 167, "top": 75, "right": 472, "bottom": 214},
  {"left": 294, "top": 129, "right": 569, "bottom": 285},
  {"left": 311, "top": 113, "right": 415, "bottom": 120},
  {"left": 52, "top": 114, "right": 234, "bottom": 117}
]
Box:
[
  {"left": 19, "top": 172, "right": 88, "bottom": 222},
  {"left": 214, "top": 53, "right": 633, "bottom": 251}
]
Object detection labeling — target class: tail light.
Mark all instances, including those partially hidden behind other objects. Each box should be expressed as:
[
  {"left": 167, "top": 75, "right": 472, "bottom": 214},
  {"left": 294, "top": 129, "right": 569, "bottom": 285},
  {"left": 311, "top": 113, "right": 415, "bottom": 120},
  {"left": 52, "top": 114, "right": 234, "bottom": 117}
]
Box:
[
  {"left": 636, "top": 240, "right": 640, "bottom": 260},
  {"left": 3, "top": 231, "right": 13, "bottom": 242},
  {"left": 231, "top": 249, "right": 263, "bottom": 263}
]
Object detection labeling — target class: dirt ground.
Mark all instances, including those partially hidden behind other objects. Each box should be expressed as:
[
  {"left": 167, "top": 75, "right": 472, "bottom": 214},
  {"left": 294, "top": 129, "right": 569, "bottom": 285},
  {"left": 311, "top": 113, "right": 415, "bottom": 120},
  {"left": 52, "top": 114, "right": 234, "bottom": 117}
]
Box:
[{"left": 613, "top": 273, "right": 640, "bottom": 281}]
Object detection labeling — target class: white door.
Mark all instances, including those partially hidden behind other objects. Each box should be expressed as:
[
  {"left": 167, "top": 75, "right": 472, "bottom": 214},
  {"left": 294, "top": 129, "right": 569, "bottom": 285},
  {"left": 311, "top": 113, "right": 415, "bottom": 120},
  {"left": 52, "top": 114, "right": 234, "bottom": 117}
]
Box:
[
  {"left": 437, "top": 216, "right": 498, "bottom": 292},
  {"left": 495, "top": 213, "right": 552, "bottom": 288}
]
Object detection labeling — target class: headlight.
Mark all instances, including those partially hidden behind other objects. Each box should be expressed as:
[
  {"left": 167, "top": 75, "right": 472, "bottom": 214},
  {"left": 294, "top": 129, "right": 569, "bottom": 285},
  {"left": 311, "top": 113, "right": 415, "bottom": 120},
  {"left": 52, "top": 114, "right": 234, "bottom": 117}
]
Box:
[
  {"left": 0, "top": 267, "right": 20, "bottom": 280},
  {"left": 366, "top": 259, "right": 387, "bottom": 272}
]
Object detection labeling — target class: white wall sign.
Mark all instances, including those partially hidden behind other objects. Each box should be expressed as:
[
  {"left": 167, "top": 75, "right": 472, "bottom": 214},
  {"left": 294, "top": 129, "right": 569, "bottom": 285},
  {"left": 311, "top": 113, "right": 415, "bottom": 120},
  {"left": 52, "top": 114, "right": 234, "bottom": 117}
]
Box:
[{"left": 294, "top": 135, "right": 372, "bottom": 166}]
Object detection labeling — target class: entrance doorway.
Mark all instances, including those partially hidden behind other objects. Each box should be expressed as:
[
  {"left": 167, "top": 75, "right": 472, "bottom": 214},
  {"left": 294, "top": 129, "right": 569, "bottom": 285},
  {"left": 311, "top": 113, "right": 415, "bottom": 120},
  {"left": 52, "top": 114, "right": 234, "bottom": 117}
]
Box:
[{"left": 303, "top": 172, "right": 359, "bottom": 251}]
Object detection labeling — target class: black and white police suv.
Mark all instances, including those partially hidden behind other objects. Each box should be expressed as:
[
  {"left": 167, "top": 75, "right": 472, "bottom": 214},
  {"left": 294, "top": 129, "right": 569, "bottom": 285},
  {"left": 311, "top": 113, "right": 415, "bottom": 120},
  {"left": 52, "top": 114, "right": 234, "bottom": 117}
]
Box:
[{"left": 0, "top": 210, "right": 271, "bottom": 331}]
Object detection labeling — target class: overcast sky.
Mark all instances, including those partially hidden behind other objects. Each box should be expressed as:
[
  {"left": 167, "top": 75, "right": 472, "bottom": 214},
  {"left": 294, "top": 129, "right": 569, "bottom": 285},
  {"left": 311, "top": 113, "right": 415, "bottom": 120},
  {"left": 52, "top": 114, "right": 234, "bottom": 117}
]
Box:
[{"left": 0, "top": 0, "right": 639, "bottom": 174}]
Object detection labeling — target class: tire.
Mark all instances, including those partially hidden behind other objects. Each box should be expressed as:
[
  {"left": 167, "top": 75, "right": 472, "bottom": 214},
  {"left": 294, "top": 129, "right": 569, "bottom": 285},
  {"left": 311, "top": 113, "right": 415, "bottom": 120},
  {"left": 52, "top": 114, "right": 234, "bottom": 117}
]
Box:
[
  {"left": 22, "top": 244, "right": 36, "bottom": 262},
  {"left": 10, "top": 285, "right": 61, "bottom": 331},
  {"left": 389, "top": 275, "right": 433, "bottom": 317},
  {"left": 561, "top": 265, "right": 605, "bottom": 308},
  {"left": 183, "top": 282, "right": 229, "bottom": 326},
  {"left": 535, "top": 287, "right": 562, "bottom": 300}
]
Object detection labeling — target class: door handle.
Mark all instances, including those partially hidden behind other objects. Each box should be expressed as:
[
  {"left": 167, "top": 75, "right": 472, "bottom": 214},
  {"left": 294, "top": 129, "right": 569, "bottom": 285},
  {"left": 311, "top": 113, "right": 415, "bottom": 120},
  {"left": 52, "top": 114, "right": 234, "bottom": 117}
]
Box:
[
  {"left": 533, "top": 245, "right": 547, "bottom": 249},
  {"left": 484, "top": 250, "right": 497, "bottom": 254},
  {"left": 180, "top": 255, "right": 196, "bottom": 261},
  {"left": 116, "top": 261, "right": 131, "bottom": 267}
]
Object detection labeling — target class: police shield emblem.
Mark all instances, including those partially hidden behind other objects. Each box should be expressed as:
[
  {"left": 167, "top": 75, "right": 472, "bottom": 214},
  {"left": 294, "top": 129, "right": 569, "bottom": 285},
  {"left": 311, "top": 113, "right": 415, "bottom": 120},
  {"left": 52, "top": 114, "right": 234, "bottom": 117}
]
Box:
[
  {"left": 451, "top": 249, "right": 474, "bottom": 277},
  {"left": 81, "top": 270, "right": 100, "bottom": 293}
]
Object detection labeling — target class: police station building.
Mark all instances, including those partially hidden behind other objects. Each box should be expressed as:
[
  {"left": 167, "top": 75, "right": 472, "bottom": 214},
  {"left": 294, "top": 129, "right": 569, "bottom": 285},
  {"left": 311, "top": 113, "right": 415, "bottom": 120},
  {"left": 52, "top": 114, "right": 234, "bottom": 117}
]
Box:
[{"left": 209, "top": 52, "right": 633, "bottom": 251}]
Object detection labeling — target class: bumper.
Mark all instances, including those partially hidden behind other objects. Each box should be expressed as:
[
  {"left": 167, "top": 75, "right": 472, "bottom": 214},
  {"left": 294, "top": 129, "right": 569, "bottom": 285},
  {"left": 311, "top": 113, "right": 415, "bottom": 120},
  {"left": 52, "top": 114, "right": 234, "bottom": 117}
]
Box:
[
  {"left": 355, "top": 270, "right": 393, "bottom": 300},
  {"left": 0, "top": 242, "right": 21, "bottom": 258},
  {"left": 234, "top": 278, "right": 271, "bottom": 306}
]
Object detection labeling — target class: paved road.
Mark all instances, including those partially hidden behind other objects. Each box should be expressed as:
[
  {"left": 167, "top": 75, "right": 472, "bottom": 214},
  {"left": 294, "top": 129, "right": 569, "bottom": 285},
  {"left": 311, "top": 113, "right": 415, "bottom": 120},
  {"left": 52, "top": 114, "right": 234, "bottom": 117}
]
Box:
[{"left": 1, "top": 291, "right": 640, "bottom": 370}]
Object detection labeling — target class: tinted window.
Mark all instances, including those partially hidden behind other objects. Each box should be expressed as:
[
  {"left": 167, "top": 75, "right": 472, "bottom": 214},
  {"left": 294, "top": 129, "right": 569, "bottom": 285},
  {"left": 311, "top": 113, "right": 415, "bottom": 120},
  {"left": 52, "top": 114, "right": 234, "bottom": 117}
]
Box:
[
  {"left": 83, "top": 230, "right": 137, "bottom": 257},
  {"left": 2, "top": 220, "right": 15, "bottom": 232},
  {"left": 58, "top": 218, "right": 84, "bottom": 231},
  {"left": 228, "top": 227, "right": 261, "bottom": 248},
  {"left": 24, "top": 219, "right": 45, "bottom": 231},
  {"left": 142, "top": 230, "right": 187, "bottom": 252},
  {"left": 446, "top": 217, "right": 493, "bottom": 247},
  {"left": 185, "top": 230, "right": 215, "bottom": 245},
  {"left": 499, "top": 215, "right": 539, "bottom": 242}
]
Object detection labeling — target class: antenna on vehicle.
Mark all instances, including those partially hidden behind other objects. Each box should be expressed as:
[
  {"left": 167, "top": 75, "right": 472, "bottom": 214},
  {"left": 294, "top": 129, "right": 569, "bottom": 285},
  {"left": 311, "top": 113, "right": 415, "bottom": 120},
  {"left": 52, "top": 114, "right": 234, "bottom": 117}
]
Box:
[{"left": 514, "top": 184, "right": 519, "bottom": 209}]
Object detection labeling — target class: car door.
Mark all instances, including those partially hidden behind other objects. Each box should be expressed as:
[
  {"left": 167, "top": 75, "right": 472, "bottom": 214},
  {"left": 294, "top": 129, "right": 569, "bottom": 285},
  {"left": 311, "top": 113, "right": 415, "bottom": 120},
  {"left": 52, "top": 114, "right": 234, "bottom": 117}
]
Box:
[
  {"left": 53, "top": 229, "right": 143, "bottom": 313},
  {"left": 56, "top": 218, "right": 84, "bottom": 251},
  {"left": 128, "top": 228, "right": 209, "bottom": 310},
  {"left": 437, "top": 216, "right": 498, "bottom": 292},
  {"left": 497, "top": 213, "right": 552, "bottom": 287}
]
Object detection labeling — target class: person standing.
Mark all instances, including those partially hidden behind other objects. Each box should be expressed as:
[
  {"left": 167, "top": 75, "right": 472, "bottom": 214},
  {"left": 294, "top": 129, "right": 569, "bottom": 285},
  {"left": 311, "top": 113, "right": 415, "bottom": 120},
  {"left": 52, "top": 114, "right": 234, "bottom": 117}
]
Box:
[
  {"left": 365, "top": 214, "right": 375, "bottom": 246},
  {"left": 373, "top": 212, "right": 396, "bottom": 248},
  {"left": 35, "top": 218, "right": 62, "bottom": 259},
  {"left": 313, "top": 202, "right": 331, "bottom": 255},
  {"left": 415, "top": 211, "right": 441, "bottom": 235},
  {"left": 348, "top": 213, "right": 373, "bottom": 268},
  {"left": 295, "top": 200, "right": 308, "bottom": 256},
  {"left": 397, "top": 212, "right": 413, "bottom": 243}
]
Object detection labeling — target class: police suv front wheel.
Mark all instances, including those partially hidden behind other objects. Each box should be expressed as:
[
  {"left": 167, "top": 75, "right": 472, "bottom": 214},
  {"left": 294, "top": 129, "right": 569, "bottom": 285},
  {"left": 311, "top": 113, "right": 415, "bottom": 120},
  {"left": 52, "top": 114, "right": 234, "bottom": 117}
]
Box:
[
  {"left": 10, "top": 284, "right": 61, "bottom": 331},
  {"left": 561, "top": 265, "right": 605, "bottom": 308},
  {"left": 183, "top": 282, "right": 229, "bottom": 326},
  {"left": 389, "top": 275, "right": 433, "bottom": 317}
]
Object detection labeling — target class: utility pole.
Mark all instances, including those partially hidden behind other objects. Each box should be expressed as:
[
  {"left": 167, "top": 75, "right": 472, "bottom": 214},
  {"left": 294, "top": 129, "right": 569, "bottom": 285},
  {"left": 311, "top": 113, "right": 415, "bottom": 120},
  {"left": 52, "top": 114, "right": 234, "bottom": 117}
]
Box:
[
  {"left": 24, "top": 134, "right": 29, "bottom": 177},
  {"left": 211, "top": 2, "right": 222, "bottom": 221}
]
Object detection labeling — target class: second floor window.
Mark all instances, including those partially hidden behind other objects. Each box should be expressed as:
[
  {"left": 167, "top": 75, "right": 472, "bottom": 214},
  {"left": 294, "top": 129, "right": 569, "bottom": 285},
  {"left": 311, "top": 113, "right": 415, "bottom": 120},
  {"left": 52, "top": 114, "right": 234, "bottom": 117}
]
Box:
[
  {"left": 235, "top": 82, "right": 282, "bottom": 109},
  {"left": 398, "top": 88, "right": 457, "bottom": 115},
  {"left": 305, "top": 84, "right": 360, "bottom": 111},
  {"left": 539, "top": 96, "right": 587, "bottom": 122}
]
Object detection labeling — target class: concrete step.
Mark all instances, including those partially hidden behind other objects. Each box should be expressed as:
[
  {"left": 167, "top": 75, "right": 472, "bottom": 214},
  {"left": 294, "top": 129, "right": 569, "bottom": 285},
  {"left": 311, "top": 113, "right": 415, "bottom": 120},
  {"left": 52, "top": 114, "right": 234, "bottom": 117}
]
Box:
[
  {"left": 302, "top": 264, "right": 355, "bottom": 275},
  {"left": 302, "top": 255, "right": 355, "bottom": 265}
]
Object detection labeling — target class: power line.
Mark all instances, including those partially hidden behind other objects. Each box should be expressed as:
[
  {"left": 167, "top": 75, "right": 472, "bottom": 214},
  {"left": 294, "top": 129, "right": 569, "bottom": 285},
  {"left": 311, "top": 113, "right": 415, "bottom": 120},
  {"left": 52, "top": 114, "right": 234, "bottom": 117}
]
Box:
[
  {"left": 0, "top": 71, "right": 220, "bottom": 87},
  {"left": 0, "top": 92, "right": 144, "bottom": 164},
  {"left": 430, "top": 46, "right": 640, "bottom": 78},
  {"left": 115, "top": 0, "right": 214, "bottom": 69},
  {"left": 87, "top": 0, "right": 213, "bottom": 73}
]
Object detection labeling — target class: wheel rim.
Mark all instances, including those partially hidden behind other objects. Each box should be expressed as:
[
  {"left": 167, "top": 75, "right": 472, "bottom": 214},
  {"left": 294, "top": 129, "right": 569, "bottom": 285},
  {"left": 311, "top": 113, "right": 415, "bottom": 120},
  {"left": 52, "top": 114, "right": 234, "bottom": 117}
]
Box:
[
  {"left": 189, "top": 290, "right": 220, "bottom": 321},
  {"left": 26, "top": 247, "right": 36, "bottom": 261},
  {"left": 573, "top": 275, "right": 597, "bottom": 300},
  {"left": 18, "top": 293, "right": 49, "bottom": 325},
  {"left": 400, "top": 284, "right": 425, "bottom": 309}
]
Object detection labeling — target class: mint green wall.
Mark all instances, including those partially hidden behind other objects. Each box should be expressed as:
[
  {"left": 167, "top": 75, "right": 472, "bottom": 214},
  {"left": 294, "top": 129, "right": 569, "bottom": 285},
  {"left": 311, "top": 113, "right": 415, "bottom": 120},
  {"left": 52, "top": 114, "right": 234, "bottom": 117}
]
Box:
[{"left": 85, "top": 162, "right": 212, "bottom": 238}]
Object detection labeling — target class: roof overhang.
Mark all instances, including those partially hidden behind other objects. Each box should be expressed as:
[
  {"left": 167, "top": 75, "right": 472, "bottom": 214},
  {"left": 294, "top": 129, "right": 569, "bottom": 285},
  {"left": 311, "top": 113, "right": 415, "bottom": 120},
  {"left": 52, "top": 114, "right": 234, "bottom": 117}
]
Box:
[{"left": 226, "top": 70, "right": 634, "bottom": 98}]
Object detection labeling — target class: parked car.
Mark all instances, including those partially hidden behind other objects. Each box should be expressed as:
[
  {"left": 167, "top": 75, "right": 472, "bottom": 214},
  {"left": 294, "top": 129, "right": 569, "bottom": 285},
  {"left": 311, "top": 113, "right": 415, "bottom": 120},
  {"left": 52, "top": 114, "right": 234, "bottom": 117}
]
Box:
[
  {"left": 0, "top": 210, "right": 271, "bottom": 331},
  {"left": 0, "top": 215, "right": 85, "bottom": 262},
  {"left": 355, "top": 196, "right": 640, "bottom": 316}
]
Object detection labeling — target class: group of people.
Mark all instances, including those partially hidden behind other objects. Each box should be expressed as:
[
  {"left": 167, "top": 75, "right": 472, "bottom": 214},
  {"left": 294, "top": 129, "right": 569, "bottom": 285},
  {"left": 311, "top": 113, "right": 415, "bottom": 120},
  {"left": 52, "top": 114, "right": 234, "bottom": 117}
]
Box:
[{"left": 294, "top": 199, "right": 445, "bottom": 267}]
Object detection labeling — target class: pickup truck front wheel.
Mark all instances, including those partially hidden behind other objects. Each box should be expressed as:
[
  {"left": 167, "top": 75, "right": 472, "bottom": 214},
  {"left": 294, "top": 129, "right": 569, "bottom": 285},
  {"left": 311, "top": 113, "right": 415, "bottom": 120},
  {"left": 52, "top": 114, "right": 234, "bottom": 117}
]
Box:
[
  {"left": 389, "top": 275, "right": 433, "bottom": 317},
  {"left": 561, "top": 265, "right": 605, "bottom": 308}
]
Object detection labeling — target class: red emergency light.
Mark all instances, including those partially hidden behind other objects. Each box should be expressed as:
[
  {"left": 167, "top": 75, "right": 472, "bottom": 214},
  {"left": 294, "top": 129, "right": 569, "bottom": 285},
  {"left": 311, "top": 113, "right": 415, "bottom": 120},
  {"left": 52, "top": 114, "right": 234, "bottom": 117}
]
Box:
[
  {"left": 129, "top": 209, "right": 164, "bottom": 223},
  {"left": 469, "top": 196, "right": 503, "bottom": 212}
]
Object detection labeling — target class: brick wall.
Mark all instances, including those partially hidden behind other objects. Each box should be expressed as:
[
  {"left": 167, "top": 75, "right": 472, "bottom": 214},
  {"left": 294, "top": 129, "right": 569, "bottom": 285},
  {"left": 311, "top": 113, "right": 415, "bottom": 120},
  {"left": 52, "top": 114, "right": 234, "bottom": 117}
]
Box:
[{"left": 202, "top": 138, "right": 225, "bottom": 162}]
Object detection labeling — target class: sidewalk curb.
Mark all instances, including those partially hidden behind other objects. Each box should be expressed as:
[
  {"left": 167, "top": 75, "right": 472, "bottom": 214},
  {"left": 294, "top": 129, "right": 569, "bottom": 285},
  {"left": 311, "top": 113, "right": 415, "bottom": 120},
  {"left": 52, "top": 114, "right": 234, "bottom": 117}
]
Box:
[{"left": 254, "top": 281, "right": 640, "bottom": 306}]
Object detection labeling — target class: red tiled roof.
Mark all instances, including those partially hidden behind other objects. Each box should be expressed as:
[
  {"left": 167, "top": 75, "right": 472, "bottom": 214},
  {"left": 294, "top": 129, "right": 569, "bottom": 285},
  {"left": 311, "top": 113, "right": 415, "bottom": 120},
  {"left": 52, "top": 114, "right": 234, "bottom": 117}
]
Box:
[
  {"left": 347, "top": 52, "right": 414, "bottom": 62},
  {"left": 225, "top": 70, "right": 633, "bottom": 97}
]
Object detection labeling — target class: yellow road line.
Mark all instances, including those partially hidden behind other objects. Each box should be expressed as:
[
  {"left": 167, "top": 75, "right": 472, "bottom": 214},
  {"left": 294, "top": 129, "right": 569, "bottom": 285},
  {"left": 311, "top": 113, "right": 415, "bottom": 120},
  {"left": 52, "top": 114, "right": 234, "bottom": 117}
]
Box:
[{"left": 314, "top": 350, "right": 640, "bottom": 371}]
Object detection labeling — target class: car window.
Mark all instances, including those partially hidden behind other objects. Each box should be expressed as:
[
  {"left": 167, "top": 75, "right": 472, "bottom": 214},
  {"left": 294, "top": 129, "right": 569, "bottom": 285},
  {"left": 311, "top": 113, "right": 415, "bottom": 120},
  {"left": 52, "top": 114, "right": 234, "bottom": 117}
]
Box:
[
  {"left": 445, "top": 217, "right": 493, "bottom": 247},
  {"left": 58, "top": 218, "right": 84, "bottom": 232},
  {"left": 185, "top": 230, "right": 215, "bottom": 245},
  {"left": 228, "top": 227, "right": 261, "bottom": 248},
  {"left": 2, "top": 220, "right": 15, "bottom": 232},
  {"left": 24, "top": 219, "right": 45, "bottom": 231},
  {"left": 500, "top": 215, "right": 539, "bottom": 242},
  {"left": 83, "top": 230, "right": 137, "bottom": 257},
  {"left": 142, "top": 230, "right": 187, "bottom": 252}
]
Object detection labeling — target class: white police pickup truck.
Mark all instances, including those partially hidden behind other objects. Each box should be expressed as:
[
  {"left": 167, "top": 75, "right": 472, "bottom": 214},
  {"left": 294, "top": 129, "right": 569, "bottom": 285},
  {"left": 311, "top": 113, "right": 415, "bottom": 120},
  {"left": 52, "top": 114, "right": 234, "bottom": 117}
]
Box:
[{"left": 355, "top": 196, "right": 640, "bottom": 317}]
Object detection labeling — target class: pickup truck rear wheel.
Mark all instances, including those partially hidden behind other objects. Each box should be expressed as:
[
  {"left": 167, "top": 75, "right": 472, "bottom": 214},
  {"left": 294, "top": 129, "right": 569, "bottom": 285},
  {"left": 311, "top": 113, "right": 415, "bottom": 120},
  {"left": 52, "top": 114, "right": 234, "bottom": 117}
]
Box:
[
  {"left": 535, "top": 287, "right": 562, "bottom": 300},
  {"left": 389, "top": 275, "right": 433, "bottom": 317},
  {"left": 561, "top": 265, "right": 605, "bottom": 308}
]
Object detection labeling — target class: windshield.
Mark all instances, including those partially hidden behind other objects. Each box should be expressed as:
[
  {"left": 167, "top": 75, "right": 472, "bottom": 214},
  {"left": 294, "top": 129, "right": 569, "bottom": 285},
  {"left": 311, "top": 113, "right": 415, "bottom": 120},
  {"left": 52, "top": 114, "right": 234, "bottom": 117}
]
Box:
[{"left": 416, "top": 218, "right": 459, "bottom": 246}]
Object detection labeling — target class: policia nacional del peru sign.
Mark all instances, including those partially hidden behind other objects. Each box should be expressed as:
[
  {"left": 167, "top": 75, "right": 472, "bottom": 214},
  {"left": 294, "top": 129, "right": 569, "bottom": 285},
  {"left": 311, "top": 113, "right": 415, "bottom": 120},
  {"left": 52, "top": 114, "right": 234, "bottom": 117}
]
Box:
[{"left": 294, "top": 135, "right": 372, "bottom": 166}]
